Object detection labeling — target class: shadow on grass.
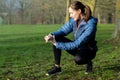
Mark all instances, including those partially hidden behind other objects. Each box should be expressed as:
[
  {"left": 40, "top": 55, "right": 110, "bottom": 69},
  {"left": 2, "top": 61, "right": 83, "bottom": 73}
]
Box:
[
  {"left": 104, "top": 64, "right": 120, "bottom": 72},
  {"left": 96, "top": 60, "right": 120, "bottom": 73}
]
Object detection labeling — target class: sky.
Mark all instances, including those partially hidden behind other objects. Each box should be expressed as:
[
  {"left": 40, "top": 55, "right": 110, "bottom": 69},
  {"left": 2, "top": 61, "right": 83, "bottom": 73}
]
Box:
[{"left": 4, "top": 0, "right": 23, "bottom": 11}]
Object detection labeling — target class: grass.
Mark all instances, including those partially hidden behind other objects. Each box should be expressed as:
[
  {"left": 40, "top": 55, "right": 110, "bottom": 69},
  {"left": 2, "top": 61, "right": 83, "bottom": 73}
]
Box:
[{"left": 0, "top": 24, "right": 120, "bottom": 80}]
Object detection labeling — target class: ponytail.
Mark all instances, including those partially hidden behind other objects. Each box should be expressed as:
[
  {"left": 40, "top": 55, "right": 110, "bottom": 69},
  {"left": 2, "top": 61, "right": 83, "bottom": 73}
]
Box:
[
  {"left": 84, "top": 5, "right": 92, "bottom": 22},
  {"left": 70, "top": 1, "right": 92, "bottom": 22}
]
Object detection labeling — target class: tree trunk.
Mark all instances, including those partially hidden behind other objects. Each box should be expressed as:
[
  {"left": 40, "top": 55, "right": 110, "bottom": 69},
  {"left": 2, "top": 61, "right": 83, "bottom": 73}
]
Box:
[
  {"left": 97, "top": 13, "right": 101, "bottom": 24},
  {"left": 65, "top": 0, "right": 71, "bottom": 22},
  {"left": 82, "top": 0, "right": 97, "bottom": 17},
  {"left": 93, "top": 0, "right": 97, "bottom": 16},
  {"left": 112, "top": 0, "right": 120, "bottom": 40}
]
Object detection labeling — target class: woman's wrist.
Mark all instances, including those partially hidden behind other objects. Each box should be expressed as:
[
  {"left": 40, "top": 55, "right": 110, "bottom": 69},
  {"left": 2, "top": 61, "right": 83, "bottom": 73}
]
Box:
[
  {"left": 50, "top": 35, "right": 56, "bottom": 46},
  {"left": 52, "top": 42, "right": 56, "bottom": 46}
]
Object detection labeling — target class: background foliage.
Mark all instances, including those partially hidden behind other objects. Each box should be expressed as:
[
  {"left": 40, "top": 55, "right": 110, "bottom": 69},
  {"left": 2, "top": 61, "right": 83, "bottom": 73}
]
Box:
[{"left": 0, "top": 0, "right": 116, "bottom": 24}]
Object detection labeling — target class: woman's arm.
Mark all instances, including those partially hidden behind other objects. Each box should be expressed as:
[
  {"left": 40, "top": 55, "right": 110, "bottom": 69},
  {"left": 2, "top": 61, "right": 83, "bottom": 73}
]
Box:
[{"left": 51, "top": 18, "right": 74, "bottom": 37}]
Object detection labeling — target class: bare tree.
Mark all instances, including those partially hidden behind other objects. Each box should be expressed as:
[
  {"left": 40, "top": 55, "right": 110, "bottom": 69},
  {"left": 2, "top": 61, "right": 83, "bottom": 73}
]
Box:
[
  {"left": 18, "top": 0, "right": 32, "bottom": 24},
  {"left": 95, "top": 0, "right": 115, "bottom": 23},
  {"left": 4, "top": 0, "right": 15, "bottom": 24}
]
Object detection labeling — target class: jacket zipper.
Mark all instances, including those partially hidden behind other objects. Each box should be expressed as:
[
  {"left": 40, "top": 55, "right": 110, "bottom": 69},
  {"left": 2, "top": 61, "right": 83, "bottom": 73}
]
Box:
[{"left": 74, "top": 22, "right": 81, "bottom": 39}]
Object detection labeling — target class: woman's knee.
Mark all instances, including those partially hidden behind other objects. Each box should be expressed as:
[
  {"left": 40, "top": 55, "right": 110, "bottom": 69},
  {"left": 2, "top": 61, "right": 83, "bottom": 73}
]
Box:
[
  {"left": 74, "top": 55, "right": 83, "bottom": 65},
  {"left": 74, "top": 55, "right": 89, "bottom": 65}
]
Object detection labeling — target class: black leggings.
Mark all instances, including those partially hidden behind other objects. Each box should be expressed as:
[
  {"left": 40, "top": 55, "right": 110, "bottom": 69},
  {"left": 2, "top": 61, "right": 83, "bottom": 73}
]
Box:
[{"left": 53, "top": 36, "right": 96, "bottom": 65}]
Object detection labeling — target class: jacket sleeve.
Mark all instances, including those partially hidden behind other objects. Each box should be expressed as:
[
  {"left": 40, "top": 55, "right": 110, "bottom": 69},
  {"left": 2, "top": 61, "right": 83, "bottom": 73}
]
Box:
[
  {"left": 56, "top": 17, "right": 98, "bottom": 50},
  {"left": 51, "top": 18, "right": 74, "bottom": 37}
]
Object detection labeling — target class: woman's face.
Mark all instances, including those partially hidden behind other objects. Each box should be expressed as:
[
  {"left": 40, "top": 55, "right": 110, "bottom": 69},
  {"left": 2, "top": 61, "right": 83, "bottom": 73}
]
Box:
[{"left": 69, "top": 7, "right": 81, "bottom": 21}]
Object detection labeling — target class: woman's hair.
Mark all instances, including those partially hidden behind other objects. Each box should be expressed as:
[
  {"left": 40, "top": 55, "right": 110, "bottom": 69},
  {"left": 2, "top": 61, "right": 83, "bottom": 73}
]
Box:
[{"left": 70, "top": 1, "right": 92, "bottom": 21}]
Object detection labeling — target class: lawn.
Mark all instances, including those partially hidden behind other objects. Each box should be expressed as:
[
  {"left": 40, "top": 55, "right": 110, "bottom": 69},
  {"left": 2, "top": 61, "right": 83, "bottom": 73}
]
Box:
[{"left": 0, "top": 24, "right": 120, "bottom": 80}]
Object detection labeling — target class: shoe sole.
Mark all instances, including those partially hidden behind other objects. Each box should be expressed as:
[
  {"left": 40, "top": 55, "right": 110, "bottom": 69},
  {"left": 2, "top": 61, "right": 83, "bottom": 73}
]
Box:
[
  {"left": 46, "top": 72, "right": 62, "bottom": 76},
  {"left": 85, "top": 72, "right": 89, "bottom": 74},
  {"left": 84, "top": 71, "right": 93, "bottom": 74}
]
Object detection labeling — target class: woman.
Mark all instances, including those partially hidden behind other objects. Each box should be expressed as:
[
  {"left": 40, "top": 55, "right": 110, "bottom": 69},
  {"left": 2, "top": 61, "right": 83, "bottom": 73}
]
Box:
[{"left": 44, "top": 1, "right": 98, "bottom": 76}]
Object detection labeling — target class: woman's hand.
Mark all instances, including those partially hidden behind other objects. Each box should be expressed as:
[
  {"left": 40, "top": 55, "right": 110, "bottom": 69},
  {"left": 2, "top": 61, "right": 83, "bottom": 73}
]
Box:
[
  {"left": 44, "top": 34, "right": 56, "bottom": 46},
  {"left": 44, "top": 34, "right": 53, "bottom": 43}
]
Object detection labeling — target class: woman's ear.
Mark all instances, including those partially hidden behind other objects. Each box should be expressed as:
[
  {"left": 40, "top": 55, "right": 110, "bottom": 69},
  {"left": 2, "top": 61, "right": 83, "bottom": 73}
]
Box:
[{"left": 78, "top": 9, "right": 81, "bottom": 14}]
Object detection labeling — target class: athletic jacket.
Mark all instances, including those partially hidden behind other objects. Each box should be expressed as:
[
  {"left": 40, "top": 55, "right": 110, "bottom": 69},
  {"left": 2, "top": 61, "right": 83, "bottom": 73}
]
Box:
[{"left": 51, "top": 16, "right": 98, "bottom": 51}]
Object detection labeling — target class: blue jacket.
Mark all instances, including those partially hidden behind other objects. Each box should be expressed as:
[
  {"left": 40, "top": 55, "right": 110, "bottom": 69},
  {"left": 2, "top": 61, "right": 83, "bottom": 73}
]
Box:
[{"left": 51, "top": 16, "right": 98, "bottom": 51}]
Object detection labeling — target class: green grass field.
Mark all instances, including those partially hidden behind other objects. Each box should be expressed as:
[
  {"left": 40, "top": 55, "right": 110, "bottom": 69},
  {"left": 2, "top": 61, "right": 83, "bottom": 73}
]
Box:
[{"left": 0, "top": 24, "right": 120, "bottom": 80}]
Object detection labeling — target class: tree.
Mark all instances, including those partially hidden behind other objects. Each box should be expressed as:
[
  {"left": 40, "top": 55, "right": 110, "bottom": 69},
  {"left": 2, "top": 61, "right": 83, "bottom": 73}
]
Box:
[
  {"left": 65, "top": 0, "right": 71, "bottom": 22},
  {"left": 0, "top": 0, "right": 116, "bottom": 24},
  {"left": 4, "top": 0, "right": 15, "bottom": 24},
  {"left": 93, "top": 0, "right": 97, "bottom": 16},
  {"left": 112, "top": 0, "right": 120, "bottom": 40},
  {"left": 18, "top": 0, "right": 32, "bottom": 24},
  {"left": 84, "top": 0, "right": 97, "bottom": 15},
  {"left": 94, "top": 0, "right": 115, "bottom": 23}
]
